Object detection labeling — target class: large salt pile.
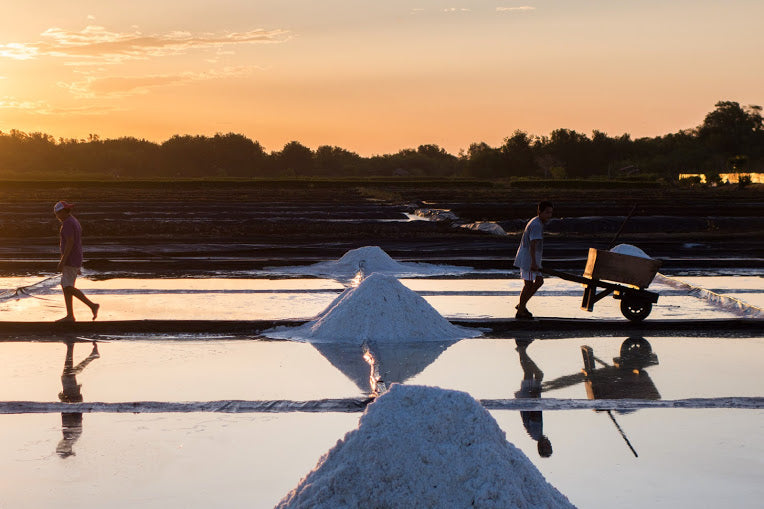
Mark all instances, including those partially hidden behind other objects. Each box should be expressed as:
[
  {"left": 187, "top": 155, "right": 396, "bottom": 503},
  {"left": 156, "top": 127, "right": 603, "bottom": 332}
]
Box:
[
  {"left": 277, "top": 384, "right": 575, "bottom": 508},
  {"left": 268, "top": 245, "right": 472, "bottom": 280},
  {"left": 264, "top": 272, "right": 481, "bottom": 343}
]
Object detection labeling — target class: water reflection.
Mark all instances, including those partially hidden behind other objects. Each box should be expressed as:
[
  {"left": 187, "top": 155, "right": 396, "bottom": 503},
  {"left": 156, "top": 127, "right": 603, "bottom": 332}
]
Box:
[
  {"left": 312, "top": 340, "right": 459, "bottom": 396},
  {"left": 581, "top": 337, "right": 660, "bottom": 402},
  {"left": 544, "top": 337, "right": 660, "bottom": 457},
  {"left": 514, "top": 337, "right": 552, "bottom": 458},
  {"left": 56, "top": 340, "right": 99, "bottom": 458},
  {"left": 542, "top": 337, "right": 660, "bottom": 401}
]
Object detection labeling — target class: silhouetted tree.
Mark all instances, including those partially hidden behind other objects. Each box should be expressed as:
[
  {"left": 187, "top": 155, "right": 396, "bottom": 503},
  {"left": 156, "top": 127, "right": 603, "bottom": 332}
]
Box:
[
  {"left": 315, "top": 145, "right": 364, "bottom": 176},
  {"left": 211, "top": 133, "right": 267, "bottom": 177},
  {"left": 699, "top": 101, "right": 763, "bottom": 165},
  {"left": 501, "top": 130, "right": 537, "bottom": 176},
  {"left": 276, "top": 141, "right": 314, "bottom": 176},
  {"left": 1, "top": 100, "right": 762, "bottom": 179},
  {"left": 416, "top": 144, "right": 459, "bottom": 176},
  {"left": 160, "top": 135, "right": 216, "bottom": 177},
  {"left": 465, "top": 142, "right": 503, "bottom": 177},
  {"left": 544, "top": 128, "right": 592, "bottom": 177}
]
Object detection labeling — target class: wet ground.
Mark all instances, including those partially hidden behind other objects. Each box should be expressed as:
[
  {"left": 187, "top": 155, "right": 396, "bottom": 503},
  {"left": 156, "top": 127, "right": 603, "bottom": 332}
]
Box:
[
  {"left": 1, "top": 273, "right": 762, "bottom": 508},
  {"left": 1, "top": 275, "right": 761, "bottom": 322},
  {"left": 1, "top": 334, "right": 762, "bottom": 508},
  {"left": 1, "top": 183, "right": 762, "bottom": 508},
  {"left": 1, "top": 182, "right": 763, "bottom": 276}
]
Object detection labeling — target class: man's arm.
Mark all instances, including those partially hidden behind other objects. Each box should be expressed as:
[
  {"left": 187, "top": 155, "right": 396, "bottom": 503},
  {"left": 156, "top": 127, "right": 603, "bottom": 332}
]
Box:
[
  {"left": 530, "top": 239, "right": 541, "bottom": 271},
  {"left": 58, "top": 236, "right": 73, "bottom": 272}
]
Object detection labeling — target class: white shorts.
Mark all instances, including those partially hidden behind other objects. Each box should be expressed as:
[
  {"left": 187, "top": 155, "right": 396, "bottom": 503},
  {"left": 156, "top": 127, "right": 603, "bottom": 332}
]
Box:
[
  {"left": 61, "top": 266, "right": 80, "bottom": 287},
  {"left": 520, "top": 269, "right": 543, "bottom": 282}
]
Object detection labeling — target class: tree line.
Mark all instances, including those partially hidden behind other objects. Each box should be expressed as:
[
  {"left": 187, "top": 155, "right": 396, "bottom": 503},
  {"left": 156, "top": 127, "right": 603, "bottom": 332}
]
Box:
[{"left": 0, "top": 101, "right": 761, "bottom": 180}]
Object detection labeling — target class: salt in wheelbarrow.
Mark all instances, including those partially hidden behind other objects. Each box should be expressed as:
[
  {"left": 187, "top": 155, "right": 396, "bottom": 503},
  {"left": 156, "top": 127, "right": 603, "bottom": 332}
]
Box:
[{"left": 543, "top": 248, "right": 662, "bottom": 321}]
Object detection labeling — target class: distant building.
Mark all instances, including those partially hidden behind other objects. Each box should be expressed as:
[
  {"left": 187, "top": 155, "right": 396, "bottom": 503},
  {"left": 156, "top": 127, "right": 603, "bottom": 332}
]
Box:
[{"left": 678, "top": 173, "right": 763, "bottom": 184}]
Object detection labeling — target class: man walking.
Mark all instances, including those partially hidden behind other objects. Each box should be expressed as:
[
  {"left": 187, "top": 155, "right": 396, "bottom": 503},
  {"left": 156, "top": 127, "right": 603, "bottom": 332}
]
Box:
[
  {"left": 514, "top": 201, "right": 553, "bottom": 319},
  {"left": 54, "top": 201, "right": 99, "bottom": 322}
]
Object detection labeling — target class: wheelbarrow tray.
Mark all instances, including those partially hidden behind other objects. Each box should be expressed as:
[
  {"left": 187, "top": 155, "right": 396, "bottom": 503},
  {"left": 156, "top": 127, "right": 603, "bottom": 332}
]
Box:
[
  {"left": 542, "top": 266, "right": 660, "bottom": 321},
  {"left": 583, "top": 248, "right": 662, "bottom": 288}
]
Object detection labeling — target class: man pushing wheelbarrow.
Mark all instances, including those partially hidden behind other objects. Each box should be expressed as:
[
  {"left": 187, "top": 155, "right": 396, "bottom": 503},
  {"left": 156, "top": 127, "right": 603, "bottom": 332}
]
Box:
[
  {"left": 514, "top": 200, "right": 554, "bottom": 320},
  {"left": 513, "top": 201, "right": 662, "bottom": 322}
]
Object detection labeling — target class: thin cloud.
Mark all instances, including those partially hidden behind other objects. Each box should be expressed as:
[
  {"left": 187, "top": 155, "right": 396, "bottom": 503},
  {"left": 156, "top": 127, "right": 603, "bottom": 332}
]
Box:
[
  {"left": 496, "top": 6, "right": 536, "bottom": 12},
  {"left": 0, "top": 96, "right": 118, "bottom": 115},
  {"left": 59, "top": 66, "right": 260, "bottom": 98},
  {"left": 0, "top": 43, "right": 39, "bottom": 60},
  {"left": 0, "top": 25, "right": 291, "bottom": 63},
  {"left": 444, "top": 8, "right": 471, "bottom": 12}
]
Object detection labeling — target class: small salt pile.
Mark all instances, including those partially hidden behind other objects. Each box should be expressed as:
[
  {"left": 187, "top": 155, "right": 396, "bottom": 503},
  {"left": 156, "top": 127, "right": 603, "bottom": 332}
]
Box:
[
  {"left": 265, "top": 272, "right": 481, "bottom": 343},
  {"left": 610, "top": 243, "right": 651, "bottom": 259},
  {"left": 270, "top": 245, "right": 472, "bottom": 280},
  {"left": 276, "top": 384, "right": 575, "bottom": 508},
  {"left": 460, "top": 221, "right": 507, "bottom": 236}
]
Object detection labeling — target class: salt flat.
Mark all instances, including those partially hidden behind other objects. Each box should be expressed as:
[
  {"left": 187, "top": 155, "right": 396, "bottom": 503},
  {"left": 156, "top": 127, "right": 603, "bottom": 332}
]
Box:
[
  {"left": 0, "top": 275, "right": 758, "bottom": 322},
  {"left": 1, "top": 335, "right": 762, "bottom": 509},
  {"left": 1, "top": 271, "right": 761, "bottom": 509}
]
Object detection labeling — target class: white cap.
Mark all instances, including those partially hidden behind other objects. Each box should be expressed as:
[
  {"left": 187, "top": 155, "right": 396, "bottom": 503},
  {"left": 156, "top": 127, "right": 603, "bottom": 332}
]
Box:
[{"left": 54, "top": 201, "right": 74, "bottom": 213}]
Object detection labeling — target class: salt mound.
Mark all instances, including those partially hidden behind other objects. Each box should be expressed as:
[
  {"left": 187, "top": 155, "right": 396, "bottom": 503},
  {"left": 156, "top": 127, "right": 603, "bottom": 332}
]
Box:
[
  {"left": 277, "top": 384, "right": 575, "bottom": 509},
  {"left": 268, "top": 245, "right": 472, "bottom": 280},
  {"left": 264, "top": 273, "right": 481, "bottom": 343},
  {"left": 610, "top": 243, "right": 651, "bottom": 259},
  {"left": 460, "top": 221, "right": 508, "bottom": 236},
  {"left": 326, "top": 245, "right": 405, "bottom": 274}
]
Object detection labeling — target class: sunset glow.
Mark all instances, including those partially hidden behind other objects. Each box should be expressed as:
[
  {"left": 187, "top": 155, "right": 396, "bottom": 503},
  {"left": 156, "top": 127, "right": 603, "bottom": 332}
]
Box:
[{"left": 1, "top": 0, "right": 762, "bottom": 155}]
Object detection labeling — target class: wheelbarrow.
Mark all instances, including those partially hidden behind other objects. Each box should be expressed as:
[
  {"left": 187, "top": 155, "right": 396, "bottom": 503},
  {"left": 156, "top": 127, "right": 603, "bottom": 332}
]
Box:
[{"left": 543, "top": 248, "right": 662, "bottom": 321}]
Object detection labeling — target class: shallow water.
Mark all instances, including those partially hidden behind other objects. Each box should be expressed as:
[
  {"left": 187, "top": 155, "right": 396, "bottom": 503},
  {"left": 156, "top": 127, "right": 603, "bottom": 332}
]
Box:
[
  {"left": 2, "top": 335, "right": 762, "bottom": 402},
  {"left": 3, "top": 410, "right": 761, "bottom": 509},
  {"left": 1, "top": 336, "right": 762, "bottom": 509},
  {"left": 1, "top": 273, "right": 762, "bottom": 508},
  {"left": 0, "top": 275, "right": 758, "bottom": 321}
]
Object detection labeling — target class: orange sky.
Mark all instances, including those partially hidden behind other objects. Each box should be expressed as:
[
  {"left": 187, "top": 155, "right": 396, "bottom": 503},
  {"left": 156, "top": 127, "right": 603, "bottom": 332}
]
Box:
[{"left": 1, "top": 1, "right": 762, "bottom": 155}]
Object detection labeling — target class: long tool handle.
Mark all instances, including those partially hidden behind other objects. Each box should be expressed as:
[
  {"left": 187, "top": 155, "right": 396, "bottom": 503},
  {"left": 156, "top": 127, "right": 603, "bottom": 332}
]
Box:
[
  {"left": 607, "top": 410, "right": 638, "bottom": 457},
  {"left": 608, "top": 203, "right": 638, "bottom": 249}
]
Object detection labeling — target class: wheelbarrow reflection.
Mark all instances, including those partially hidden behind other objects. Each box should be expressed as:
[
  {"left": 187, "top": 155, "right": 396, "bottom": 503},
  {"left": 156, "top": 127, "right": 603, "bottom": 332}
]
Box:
[
  {"left": 581, "top": 337, "right": 660, "bottom": 403},
  {"left": 544, "top": 337, "right": 660, "bottom": 457}
]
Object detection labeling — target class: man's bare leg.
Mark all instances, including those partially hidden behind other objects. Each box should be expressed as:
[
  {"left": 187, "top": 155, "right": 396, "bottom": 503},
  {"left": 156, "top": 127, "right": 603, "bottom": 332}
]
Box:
[
  {"left": 58, "top": 287, "right": 76, "bottom": 322},
  {"left": 517, "top": 280, "right": 535, "bottom": 312},
  {"left": 517, "top": 277, "right": 544, "bottom": 315},
  {"left": 60, "top": 286, "right": 99, "bottom": 321}
]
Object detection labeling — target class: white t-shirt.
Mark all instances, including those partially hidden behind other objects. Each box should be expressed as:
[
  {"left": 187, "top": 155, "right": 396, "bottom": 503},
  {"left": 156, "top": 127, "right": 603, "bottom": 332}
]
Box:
[{"left": 513, "top": 216, "right": 544, "bottom": 270}]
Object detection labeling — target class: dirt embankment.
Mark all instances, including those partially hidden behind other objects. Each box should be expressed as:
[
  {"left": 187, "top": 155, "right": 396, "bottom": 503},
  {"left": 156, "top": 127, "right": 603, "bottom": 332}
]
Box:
[{"left": 0, "top": 181, "right": 761, "bottom": 275}]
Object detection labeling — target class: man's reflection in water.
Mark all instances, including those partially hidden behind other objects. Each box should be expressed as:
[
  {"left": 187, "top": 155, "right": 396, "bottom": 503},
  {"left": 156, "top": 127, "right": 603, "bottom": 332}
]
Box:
[
  {"left": 514, "top": 338, "right": 552, "bottom": 458},
  {"left": 56, "top": 340, "right": 99, "bottom": 458}
]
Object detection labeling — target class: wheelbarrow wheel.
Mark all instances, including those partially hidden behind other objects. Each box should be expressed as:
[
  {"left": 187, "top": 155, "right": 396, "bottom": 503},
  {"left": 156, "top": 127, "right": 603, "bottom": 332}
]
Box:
[
  {"left": 619, "top": 337, "right": 652, "bottom": 359},
  {"left": 620, "top": 299, "right": 652, "bottom": 321}
]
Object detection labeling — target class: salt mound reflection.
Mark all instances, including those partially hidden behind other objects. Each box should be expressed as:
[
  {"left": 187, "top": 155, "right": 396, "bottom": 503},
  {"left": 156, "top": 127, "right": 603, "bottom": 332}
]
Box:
[
  {"left": 313, "top": 340, "right": 458, "bottom": 394},
  {"left": 264, "top": 272, "right": 481, "bottom": 343}
]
